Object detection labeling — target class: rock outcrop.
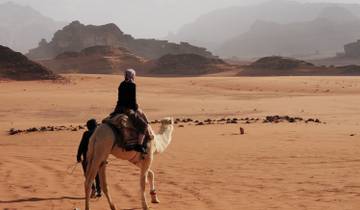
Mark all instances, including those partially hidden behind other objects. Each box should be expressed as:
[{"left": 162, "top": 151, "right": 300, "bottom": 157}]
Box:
[
  {"left": 146, "top": 54, "right": 231, "bottom": 75},
  {"left": 249, "top": 56, "right": 314, "bottom": 70},
  {"left": 40, "top": 45, "right": 146, "bottom": 74},
  {"left": 240, "top": 56, "right": 317, "bottom": 76},
  {"left": 0, "top": 45, "right": 59, "bottom": 80},
  {"left": 27, "top": 21, "right": 215, "bottom": 60}
]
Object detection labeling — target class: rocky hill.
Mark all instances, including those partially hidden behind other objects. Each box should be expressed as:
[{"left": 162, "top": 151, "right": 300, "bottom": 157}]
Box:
[
  {"left": 0, "top": 45, "right": 59, "bottom": 80},
  {"left": 0, "top": 2, "right": 66, "bottom": 53},
  {"left": 240, "top": 56, "right": 360, "bottom": 76},
  {"left": 27, "top": 21, "right": 215, "bottom": 60},
  {"left": 146, "top": 54, "right": 234, "bottom": 75},
  {"left": 248, "top": 56, "right": 314, "bottom": 70},
  {"left": 39, "top": 45, "right": 146, "bottom": 74}
]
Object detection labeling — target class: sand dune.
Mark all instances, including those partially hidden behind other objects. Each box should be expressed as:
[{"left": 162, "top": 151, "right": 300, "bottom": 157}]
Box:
[{"left": 0, "top": 74, "right": 360, "bottom": 210}]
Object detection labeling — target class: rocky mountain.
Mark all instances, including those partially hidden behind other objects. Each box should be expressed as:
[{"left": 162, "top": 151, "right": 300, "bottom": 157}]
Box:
[
  {"left": 167, "top": 0, "right": 360, "bottom": 53},
  {"left": 40, "top": 45, "right": 146, "bottom": 74},
  {"left": 217, "top": 6, "right": 360, "bottom": 59},
  {"left": 0, "top": 2, "right": 66, "bottom": 53},
  {"left": 0, "top": 45, "right": 59, "bottom": 80},
  {"left": 27, "top": 21, "right": 215, "bottom": 60}
]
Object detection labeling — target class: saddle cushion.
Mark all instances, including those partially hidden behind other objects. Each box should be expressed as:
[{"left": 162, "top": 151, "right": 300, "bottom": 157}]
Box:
[{"left": 102, "top": 114, "right": 139, "bottom": 147}]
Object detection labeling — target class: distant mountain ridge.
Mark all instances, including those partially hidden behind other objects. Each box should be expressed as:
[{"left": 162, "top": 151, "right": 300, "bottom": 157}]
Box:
[
  {"left": 217, "top": 8, "right": 360, "bottom": 59},
  {"left": 0, "top": 2, "right": 66, "bottom": 53},
  {"left": 167, "top": 0, "right": 360, "bottom": 58}
]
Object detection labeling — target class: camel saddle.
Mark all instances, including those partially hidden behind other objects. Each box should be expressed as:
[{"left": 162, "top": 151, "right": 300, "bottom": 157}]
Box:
[{"left": 102, "top": 114, "right": 153, "bottom": 150}]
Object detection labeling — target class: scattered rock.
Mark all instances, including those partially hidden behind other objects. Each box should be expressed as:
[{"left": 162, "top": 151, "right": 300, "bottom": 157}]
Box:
[
  {"left": 8, "top": 128, "right": 21, "bottom": 135},
  {"left": 240, "top": 127, "right": 245, "bottom": 135}
]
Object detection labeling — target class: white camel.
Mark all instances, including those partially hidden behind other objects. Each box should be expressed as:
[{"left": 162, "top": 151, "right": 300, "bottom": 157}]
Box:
[{"left": 84, "top": 117, "right": 174, "bottom": 210}]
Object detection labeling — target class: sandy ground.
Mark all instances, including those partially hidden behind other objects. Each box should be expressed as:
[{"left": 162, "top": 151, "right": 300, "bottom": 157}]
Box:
[{"left": 0, "top": 74, "right": 360, "bottom": 210}]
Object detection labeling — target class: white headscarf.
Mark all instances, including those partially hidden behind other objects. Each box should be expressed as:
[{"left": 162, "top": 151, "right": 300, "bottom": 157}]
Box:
[{"left": 125, "top": 69, "right": 136, "bottom": 83}]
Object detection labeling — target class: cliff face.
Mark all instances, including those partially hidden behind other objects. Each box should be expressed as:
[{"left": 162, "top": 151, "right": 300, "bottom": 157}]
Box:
[
  {"left": 344, "top": 40, "right": 360, "bottom": 57},
  {"left": 0, "top": 45, "right": 59, "bottom": 80},
  {"left": 27, "top": 21, "right": 215, "bottom": 60}
]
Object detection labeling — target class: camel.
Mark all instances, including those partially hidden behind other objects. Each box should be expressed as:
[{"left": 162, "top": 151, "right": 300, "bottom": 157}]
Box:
[{"left": 84, "top": 117, "right": 174, "bottom": 210}]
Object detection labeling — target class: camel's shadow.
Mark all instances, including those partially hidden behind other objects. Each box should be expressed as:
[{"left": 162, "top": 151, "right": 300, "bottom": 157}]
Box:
[
  {"left": 0, "top": 197, "right": 144, "bottom": 210},
  {"left": 0, "top": 196, "right": 84, "bottom": 203}
]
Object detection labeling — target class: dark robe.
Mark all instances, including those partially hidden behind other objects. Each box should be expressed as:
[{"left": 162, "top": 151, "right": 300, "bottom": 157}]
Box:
[
  {"left": 112, "top": 81, "right": 147, "bottom": 134},
  {"left": 114, "top": 81, "right": 138, "bottom": 112}
]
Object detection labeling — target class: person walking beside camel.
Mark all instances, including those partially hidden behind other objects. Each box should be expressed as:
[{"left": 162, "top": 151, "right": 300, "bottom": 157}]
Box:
[{"left": 77, "top": 119, "right": 101, "bottom": 198}]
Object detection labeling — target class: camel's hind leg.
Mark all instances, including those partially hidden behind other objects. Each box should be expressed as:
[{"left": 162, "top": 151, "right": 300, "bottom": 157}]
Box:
[
  {"left": 99, "top": 161, "right": 116, "bottom": 210},
  {"left": 148, "top": 169, "right": 160, "bottom": 203},
  {"left": 85, "top": 152, "right": 111, "bottom": 210}
]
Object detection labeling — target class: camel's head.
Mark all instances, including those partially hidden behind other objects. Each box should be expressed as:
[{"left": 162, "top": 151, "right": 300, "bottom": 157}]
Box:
[{"left": 160, "top": 117, "right": 174, "bottom": 126}]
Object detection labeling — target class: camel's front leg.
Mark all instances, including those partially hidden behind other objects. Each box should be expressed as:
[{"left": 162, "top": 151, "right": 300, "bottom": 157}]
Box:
[
  {"left": 148, "top": 169, "right": 160, "bottom": 203},
  {"left": 140, "top": 168, "right": 150, "bottom": 210}
]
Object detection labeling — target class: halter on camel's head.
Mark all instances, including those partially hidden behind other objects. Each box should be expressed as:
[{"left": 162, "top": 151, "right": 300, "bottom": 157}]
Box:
[{"left": 160, "top": 117, "right": 173, "bottom": 126}]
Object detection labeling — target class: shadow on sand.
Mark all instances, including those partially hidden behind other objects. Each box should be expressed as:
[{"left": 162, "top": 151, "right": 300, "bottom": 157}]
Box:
[
  {"left": 0, "top": 196, "right": 84, "bottom": 203},
  {"left": 0, "top": 197, "right": 145, "bottom": 210}
]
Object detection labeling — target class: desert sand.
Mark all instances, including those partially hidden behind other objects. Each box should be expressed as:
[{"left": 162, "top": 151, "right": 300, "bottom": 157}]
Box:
[{"left": 0, "top": 74, "right": 360, "bottom": 210}]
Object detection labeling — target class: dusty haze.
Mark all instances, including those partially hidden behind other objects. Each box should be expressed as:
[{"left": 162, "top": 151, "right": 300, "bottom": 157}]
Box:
[{"left": 0, "top": 0, "right": 359, "bottom": 38}]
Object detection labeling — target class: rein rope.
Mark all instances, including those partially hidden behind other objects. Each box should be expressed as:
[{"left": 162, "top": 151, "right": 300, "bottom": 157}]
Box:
[{"left": 66, "top": 162, "right": 80, "bottom": 175}]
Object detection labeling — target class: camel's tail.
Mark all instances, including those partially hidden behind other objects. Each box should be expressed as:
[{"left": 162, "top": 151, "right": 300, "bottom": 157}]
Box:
[
  {"left": 154, "top": 117, "right": 174, "bottom": 154},
  {"left": 85, "top": 131, "right": 97, "bottom": 177}
]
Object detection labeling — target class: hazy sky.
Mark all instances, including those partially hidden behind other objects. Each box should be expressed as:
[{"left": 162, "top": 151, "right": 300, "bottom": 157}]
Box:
[{"left": 1, "top": 0, "right": 360, "bottom": 38}]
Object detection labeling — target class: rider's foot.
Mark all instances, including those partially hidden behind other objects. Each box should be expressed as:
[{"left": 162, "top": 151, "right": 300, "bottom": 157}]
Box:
[{"left": 134, "top": 144, "right": 147, "bottom": 154}]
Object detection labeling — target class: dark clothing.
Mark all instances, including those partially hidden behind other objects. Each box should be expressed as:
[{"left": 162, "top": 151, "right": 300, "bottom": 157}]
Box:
[
  {"left": 114, "top": 81, "right": 138, "bottom": 113},
  {"left": 112, "top": 81, "right": 147, "bottom": 134},
  {"left": 76, "top": 130, "right": 94, "bottom": 162}
]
